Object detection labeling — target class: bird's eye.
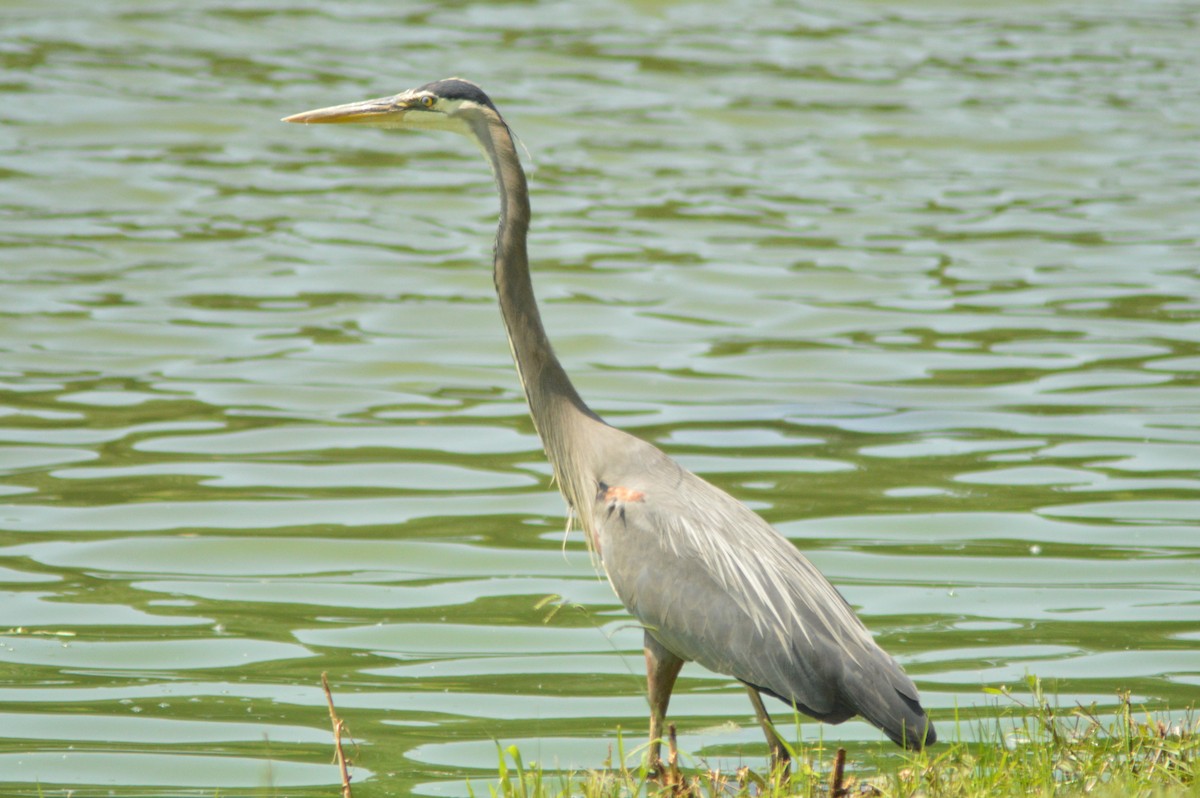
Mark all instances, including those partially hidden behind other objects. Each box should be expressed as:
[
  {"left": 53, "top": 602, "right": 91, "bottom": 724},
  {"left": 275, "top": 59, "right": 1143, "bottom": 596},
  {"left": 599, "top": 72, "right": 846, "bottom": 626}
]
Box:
[{"left": 419, "top": 95, "right": 435, "bottom": 108}]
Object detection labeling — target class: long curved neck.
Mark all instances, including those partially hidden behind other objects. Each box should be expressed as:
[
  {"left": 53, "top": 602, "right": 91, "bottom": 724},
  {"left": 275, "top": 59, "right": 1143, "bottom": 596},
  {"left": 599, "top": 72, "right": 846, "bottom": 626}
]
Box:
[{"left": 469, "top": 112, "right": 603, "bottom": 503}]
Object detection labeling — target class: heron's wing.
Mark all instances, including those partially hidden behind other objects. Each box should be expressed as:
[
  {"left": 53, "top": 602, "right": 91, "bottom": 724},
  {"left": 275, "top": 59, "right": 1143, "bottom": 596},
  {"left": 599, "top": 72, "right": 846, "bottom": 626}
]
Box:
[{"left": 590, "top": 453, "right": 918, "bottom": 724}]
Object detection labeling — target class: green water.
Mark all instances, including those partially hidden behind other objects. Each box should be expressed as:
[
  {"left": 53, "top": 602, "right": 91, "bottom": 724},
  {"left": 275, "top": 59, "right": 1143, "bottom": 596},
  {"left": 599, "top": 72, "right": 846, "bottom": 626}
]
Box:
[{"left": 2, "top": 0, "right": 1198, "bottom": 795}]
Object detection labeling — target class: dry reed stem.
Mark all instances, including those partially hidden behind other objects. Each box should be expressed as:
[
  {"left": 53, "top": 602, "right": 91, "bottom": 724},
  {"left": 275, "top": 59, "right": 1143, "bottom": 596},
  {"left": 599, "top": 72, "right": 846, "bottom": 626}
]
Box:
[
  {"left": 667, "top": 723, "right": 682, "bottom": 790},
  {"left": 321, "top": 672, "right": 353, "bottom": 798},
  {"left": 830, "top": 747, "right": 847, "bottom": 797}
]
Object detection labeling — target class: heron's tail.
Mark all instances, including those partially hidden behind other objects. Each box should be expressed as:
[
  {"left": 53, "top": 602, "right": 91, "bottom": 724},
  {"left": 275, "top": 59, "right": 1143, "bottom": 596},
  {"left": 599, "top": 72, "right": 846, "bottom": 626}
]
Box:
[{"left": 840, "top": 654, "right": 936, "bottom": 750}]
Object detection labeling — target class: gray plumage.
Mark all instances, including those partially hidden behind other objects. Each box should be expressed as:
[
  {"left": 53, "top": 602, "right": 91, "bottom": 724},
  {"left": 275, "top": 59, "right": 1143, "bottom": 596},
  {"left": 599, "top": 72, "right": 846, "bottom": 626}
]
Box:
[{"left": 284, "top": 78, "right": 936, "bottom": 768}]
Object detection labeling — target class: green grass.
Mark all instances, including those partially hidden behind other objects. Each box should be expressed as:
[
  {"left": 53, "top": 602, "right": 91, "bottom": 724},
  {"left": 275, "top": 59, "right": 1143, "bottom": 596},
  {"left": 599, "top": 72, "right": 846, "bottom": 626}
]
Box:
[{"left": 475, "top": 677, "right": 1198, "bottom": 798}]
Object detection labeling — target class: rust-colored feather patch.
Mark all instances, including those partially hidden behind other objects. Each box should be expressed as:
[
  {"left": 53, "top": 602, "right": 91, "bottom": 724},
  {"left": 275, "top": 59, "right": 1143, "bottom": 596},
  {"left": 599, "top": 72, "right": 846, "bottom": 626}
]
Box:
[{"left": 603, "top": 485, "right": 646, "bottom": 504}]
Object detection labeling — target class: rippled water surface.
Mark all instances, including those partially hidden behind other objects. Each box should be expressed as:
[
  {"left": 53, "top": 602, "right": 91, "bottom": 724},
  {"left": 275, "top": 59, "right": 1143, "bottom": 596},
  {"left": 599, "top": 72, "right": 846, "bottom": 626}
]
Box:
[{"left": 3, "top": 0, "right": 1199, "bottom": 795}]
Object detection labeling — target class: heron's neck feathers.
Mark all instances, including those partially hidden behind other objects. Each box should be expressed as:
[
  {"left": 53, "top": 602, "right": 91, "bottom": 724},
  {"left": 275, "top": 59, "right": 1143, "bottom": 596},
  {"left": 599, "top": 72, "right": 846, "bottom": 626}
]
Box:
[{"left": 473, "top": 109, "right": 603, "bottom": 511}]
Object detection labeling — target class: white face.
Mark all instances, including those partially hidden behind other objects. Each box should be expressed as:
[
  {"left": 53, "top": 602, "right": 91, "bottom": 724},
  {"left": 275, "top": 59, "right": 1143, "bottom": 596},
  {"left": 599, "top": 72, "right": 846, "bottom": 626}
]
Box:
[
  {"left": 283, "top": 86, "right": 501, "bottom": 172},
  {"left": 384, "top": 93, "right": 478, "bottom": 135}
]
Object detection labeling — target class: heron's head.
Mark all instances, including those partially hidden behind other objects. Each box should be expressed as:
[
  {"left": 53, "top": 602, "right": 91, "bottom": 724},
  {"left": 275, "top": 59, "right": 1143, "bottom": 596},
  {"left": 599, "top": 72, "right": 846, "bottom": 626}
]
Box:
[{"left": 282, "top": 78, "right": 499, "bottom": 137}]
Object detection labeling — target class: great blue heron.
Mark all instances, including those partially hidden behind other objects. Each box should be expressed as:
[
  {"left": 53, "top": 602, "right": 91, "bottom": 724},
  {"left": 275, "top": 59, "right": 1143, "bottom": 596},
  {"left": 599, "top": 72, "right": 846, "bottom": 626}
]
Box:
[{"left": 284, "top": 78, "right": 936, "bottom": 770}]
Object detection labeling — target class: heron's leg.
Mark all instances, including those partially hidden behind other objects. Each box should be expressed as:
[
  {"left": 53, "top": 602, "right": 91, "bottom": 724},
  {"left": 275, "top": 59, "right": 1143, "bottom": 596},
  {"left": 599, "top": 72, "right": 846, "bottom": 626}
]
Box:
[
  {"left": 745, "top": 686, "right": 791, "bottom": 778},
  {"left": 644, "top": 630, "right": 684, "bottom": 772}
]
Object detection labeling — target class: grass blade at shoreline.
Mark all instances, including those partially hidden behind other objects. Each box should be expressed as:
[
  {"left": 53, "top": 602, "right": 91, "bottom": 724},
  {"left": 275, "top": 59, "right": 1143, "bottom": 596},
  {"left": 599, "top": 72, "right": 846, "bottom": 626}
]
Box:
[{"left": 478, "top": 677, "right": 1197, "bottom": 797}]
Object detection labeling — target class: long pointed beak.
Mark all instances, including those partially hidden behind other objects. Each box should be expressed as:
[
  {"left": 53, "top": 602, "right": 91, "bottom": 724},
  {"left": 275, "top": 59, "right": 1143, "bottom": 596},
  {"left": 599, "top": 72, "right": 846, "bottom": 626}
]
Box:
[{"left": 282, "top": 96, "right": 405, "bottom": 125}]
